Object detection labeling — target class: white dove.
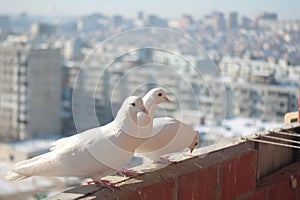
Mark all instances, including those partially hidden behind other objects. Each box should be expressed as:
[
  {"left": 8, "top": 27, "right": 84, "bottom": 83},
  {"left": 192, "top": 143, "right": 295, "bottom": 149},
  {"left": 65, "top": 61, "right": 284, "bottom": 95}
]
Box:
[
  {"left": 5, "top": 96, "right": 148, "bottom": 184},
  {"left": 135, "top": 89, "right": 199, "bottom": 163},
  {"left": 116, "top": 88, "right": 171, "bottom": 176}
]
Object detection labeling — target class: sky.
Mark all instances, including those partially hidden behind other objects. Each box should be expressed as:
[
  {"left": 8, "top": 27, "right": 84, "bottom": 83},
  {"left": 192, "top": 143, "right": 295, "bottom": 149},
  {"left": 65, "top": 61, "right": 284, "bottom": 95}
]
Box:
[{"left": 0, "top": 0, "right": 299, "bottom": 20}]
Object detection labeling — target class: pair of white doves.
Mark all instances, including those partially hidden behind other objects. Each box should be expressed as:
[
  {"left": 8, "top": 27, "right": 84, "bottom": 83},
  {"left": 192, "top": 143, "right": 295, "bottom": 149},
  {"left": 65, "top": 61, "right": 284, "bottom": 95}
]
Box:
[{"left": 5, "top": 88, "right": 199, "bottom": 184}]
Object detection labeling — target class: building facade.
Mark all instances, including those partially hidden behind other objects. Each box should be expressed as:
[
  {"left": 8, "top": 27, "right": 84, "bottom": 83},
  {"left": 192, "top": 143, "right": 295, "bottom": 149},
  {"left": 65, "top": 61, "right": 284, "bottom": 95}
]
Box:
[{"left": 0, "top": 46, "right": 62, "bottom": 141}]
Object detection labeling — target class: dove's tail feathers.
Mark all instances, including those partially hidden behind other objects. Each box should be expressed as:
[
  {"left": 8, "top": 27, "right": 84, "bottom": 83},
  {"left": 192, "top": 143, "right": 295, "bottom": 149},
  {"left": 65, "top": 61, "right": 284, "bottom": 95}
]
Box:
[
  {"left": 4, "top": 171, "right": 28, "bottom": 182},
  {"left": 14, "top": 154, "right": 44, "bottom": 168},
  {"left": 13, "top": 152, "right": 57, "bottom": 177},
  {"left": 4, "top": 155, "right": 50, "bottom": 182}
]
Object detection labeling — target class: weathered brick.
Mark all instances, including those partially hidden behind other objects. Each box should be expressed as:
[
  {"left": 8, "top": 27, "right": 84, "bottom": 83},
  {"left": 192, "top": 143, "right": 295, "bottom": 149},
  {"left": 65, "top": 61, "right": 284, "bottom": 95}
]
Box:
[
  {"left": 268, "top": 176, "right": 297, "bottom": 200},
  {"left": 258, "top": 168, "right": 298, "bottom": 200},
  {"left": 178, "top": 165, "right": 218, "bottom": 200},
  {"left": 220, "top": 151, "right": 257, "bottom": 199},
  {"left": 298, "top": 175, "right": 300, "bottom": 198},
  {"left": 124, "top": 179, "right": 176, "bottom": 200},
  {"left": 245, "top": 188, "right": 268, "bottom": 200},
  {"left": 282, "top": 161, "right": 300, "bottom": 199}
]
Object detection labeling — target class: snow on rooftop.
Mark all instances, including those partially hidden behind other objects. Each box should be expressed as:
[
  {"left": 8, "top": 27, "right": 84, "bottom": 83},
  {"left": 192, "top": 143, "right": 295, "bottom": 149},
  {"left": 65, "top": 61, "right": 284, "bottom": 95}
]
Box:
[{"left": 198, "top": 117, "right": 283, "bottom": 139}]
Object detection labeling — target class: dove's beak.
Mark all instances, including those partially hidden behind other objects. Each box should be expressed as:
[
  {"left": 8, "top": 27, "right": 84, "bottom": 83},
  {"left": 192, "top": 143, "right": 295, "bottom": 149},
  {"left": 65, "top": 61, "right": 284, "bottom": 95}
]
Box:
[
  {"left": 141, "top": 107, "right": 149, "bottom": 114},
  {"left": 189, "top": 146, "right": 195, "bottom": 154},
  {"left": 164, "top": 97, "right": 171, "bottom": 103}
]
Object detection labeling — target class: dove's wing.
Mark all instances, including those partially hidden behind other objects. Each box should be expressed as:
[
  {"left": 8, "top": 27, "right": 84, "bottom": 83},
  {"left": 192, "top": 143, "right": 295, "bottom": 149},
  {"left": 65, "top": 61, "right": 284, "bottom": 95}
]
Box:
[
  {"left": 50, "top": 136, "right": 71, "bottom": 151},
  {"left": 5, "top": 96, "right": 147, "bottom": 182},
  {"left": 49, "top": 122, "right": 114, "bottom": 151},
  {"left": 135, "top": 117, "right": 197, "bottom": 161},
  {"left": 135, "top": 117, "right": 179, "bottom": 153},
  {"left": 5, "top": 125, "right": 119, "bottom": 181}
]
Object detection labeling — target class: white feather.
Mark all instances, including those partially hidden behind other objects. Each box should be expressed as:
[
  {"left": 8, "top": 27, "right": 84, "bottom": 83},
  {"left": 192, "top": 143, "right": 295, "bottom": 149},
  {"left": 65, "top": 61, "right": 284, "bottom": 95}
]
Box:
[{"left": 5, "top": 96, "right": 148, "bottom": 182}]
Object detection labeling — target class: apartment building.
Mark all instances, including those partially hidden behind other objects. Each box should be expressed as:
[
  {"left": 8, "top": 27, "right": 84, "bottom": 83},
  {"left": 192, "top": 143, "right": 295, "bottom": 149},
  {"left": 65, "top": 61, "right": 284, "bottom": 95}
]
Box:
[
  {"left": 0, "top": 46, "right": 62, "bottom": 141},
  {"left": 219, "top": 56, "right": 299, "bottom": 121}
]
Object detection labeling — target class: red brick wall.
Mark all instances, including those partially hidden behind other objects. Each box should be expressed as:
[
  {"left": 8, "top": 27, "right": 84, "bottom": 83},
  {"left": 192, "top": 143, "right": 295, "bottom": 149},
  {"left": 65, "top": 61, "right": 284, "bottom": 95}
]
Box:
[
  {"left": 47, "top": 143, "right": 300, "bottom": 200},
  {"left": 115, "top": 143, "right": 258, "bottom": 200}
]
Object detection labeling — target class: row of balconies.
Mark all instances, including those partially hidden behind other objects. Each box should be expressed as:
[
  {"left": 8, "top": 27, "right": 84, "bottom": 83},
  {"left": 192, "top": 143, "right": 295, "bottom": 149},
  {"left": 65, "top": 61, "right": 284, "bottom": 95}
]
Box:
[{"left": 0, "top": 93, "right": 27, "bottom": 103}]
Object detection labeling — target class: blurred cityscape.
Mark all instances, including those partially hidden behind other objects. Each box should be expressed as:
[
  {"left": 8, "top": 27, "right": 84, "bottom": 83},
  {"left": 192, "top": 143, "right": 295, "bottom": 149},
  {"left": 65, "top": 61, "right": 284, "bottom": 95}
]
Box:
[{"left": 0, "top": 9, "right": 300, "bottom": 199}]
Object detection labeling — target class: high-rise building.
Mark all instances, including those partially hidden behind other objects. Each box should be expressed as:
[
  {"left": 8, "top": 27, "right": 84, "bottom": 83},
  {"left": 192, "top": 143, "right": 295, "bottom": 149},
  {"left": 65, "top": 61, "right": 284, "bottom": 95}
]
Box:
[
  {"left": 179, "top": 15, "right": 194, "bottom": 29},
  {"left": 0, "top": 46, "right": 62, "bottom": 141},
  {"left": 255, "top": 12, "right": 278, "bottom": 29},
  {"left": 256, "top": 12, "right": 278, "bottom": 21},
  {"left": 147, "top": 15, "right": 167, "bottom": 27},
  {"left": 0, "top": 15, "right": 10, "bottom": 40},
  {"left": 76, "top": 13, "right": 107, "bottom": 33},
  {"left": 63, "top": 38, "right": 82, "bottom": 60},
  {"left": 227, "top": 12, "right": 238, "bottom": 30},
  {"left": 213, "top": 12, "right": 226, "bottom": 32},
  {"left": 241, "top": 16, "right": 253, "bottom": 29},
  {"left": 137, "top": 11, "right": 144, "bottom": 20},
  {"left": 31, "top": 23, "right": 56, "bottom": 39},
  {"left": 113, "top": 15, "right": 123, "bottom": 27}
]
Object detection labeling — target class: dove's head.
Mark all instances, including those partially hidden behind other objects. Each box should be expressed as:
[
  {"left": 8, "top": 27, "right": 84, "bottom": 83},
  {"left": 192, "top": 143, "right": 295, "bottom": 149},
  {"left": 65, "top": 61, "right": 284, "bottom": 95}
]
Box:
[
  {"left": 188, "top": 131, "right": 200, "bottom": 154},
  {"left": 143, "top": 88, "right": 171, "bottom": 109},
  {"left": 125, "top": 96, "right": 148, "bottom": 115},
  {"left": 115, "top": 96, "right": 148, "bottom": 137}
]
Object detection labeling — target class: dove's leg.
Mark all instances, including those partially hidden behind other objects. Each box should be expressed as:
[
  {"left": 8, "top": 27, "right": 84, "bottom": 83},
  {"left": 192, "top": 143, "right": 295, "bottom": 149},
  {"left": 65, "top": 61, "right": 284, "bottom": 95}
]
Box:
[
  {"left": 86, "top": 179, "right": 121, "bottom": 191},
  {"left": 158, "top": 155, "right": 178, "bottom": 166},
  {"left": 116, "top": 168, "right": 142, "bottom": 177}
]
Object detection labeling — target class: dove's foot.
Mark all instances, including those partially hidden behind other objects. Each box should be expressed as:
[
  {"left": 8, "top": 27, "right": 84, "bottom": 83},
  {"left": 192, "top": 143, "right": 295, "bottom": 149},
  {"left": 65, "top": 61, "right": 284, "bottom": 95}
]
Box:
[
  {"left": 159, "top": 156, "right": 178, "bottom": 166},
  {"left": 86, "top": 179, "right": 121, "bottom": 191},
  {"left": 116, "top": 168, "right": 142, "bottom": 177}
]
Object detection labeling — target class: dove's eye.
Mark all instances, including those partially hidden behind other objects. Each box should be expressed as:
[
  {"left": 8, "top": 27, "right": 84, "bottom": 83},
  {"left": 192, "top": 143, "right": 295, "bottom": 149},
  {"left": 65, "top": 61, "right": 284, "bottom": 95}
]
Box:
[
  {"left": 158, "top": 93, "right": 162, "bottom": 97},
  {"left": 195, "top": 142, "right": 198, "bottom": 146},
  {"left": 131, "top": 103, "right": 135, "bottom": 107}
]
